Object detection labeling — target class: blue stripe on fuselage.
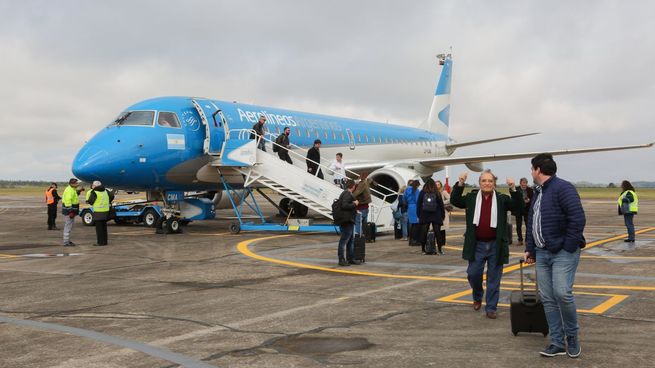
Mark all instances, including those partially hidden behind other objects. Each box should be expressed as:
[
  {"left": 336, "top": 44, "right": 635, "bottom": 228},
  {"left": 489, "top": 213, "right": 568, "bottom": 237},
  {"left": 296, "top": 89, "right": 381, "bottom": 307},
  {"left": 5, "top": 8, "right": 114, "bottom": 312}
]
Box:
[{"left": 73, "top": 96, "right": 446, "bottom": 191}]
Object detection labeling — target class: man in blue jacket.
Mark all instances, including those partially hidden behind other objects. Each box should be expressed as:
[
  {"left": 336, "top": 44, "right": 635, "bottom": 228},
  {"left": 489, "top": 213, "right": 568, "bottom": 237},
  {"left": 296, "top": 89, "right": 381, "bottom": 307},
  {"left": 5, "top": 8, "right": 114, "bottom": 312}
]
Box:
[{"left": 524, "top": 153, "right": 586, "bottom": 359}]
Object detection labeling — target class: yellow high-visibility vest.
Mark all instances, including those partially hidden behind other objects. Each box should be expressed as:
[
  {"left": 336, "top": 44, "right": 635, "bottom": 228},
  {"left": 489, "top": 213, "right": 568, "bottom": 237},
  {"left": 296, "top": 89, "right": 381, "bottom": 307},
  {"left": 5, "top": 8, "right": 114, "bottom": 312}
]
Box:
[
  {"left": 93, "top": 191, "right": 110, "bottom": 213},
  {"left": 62, "top": 186, "right": 79, "bottom": 207},
  {"left": 617, "top": 190, "right": 638, "bottom": 213}
]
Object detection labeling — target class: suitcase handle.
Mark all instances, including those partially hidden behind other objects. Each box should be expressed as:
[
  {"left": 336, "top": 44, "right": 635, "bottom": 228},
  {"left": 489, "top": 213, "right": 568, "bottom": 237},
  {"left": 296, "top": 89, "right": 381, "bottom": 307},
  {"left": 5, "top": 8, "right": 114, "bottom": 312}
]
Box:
[{"left": 519, "top": 260, "right": 540, "bottom": 306}]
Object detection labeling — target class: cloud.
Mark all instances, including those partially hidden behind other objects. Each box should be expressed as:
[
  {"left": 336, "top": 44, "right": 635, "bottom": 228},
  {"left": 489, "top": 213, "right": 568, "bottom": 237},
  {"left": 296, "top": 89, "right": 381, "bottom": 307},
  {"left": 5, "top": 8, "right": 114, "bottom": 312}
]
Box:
[{"left": 1, "top": 1, "right": 654, "bottom": 182}]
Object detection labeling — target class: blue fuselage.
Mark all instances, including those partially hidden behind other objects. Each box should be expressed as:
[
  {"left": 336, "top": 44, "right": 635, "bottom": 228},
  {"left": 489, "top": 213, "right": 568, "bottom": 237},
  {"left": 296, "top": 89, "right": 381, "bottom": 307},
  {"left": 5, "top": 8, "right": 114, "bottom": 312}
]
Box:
[{"left": 72, "top": 96, "right": 444, "bottom": 191}]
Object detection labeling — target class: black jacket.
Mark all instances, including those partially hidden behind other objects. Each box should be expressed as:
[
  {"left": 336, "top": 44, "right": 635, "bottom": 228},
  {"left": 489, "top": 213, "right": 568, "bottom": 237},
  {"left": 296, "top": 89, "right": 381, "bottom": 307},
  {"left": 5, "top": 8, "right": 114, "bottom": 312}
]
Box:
[
  {"left": 252, "top": 122, "right": 265, "bottom": 138},
  {"left": 306, "top": 147, "right": 320, "bottom": 173},
  {"left": 416, "top": 191, "right": 445, "bottom": 224},
  {"left": 50, "top": 189, "right": 61, "bottom": 205},
  {"left": 513, "top": 186, "right": 534, "bottom": 216},
  {"left": 277, "top": 133, "right": 290, "bottom": 152},
  {"left": 334, "top": 190, "right": 357, "bottom": 225}
]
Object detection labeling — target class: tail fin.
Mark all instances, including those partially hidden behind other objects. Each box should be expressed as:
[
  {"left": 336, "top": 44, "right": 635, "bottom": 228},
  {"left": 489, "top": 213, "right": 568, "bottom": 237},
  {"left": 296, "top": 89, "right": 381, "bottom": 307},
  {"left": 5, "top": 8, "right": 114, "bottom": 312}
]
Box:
[{"left": 421, "top": 53, "right": 452, "bottom": 138}]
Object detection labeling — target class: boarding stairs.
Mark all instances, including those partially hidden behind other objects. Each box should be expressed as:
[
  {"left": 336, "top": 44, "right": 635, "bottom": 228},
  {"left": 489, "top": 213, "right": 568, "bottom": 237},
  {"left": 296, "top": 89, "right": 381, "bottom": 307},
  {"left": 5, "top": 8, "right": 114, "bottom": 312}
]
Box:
[{"left": 211, "top": 131, "right": 395, "bottom": 232}]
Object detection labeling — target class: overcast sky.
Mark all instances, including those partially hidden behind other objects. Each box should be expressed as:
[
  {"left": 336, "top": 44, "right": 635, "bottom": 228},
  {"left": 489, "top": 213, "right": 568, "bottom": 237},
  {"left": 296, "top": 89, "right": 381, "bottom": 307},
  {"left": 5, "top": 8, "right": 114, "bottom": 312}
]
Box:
[{"left": 2, "top": 1, "right": 654, "bottom": 184}]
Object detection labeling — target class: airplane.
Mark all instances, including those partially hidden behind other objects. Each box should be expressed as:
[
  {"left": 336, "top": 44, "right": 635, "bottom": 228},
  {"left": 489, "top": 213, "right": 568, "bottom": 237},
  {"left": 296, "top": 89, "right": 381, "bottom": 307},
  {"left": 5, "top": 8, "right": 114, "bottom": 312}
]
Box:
[{"left": 72, "top": 53, "right": 653, "bottom": 230}]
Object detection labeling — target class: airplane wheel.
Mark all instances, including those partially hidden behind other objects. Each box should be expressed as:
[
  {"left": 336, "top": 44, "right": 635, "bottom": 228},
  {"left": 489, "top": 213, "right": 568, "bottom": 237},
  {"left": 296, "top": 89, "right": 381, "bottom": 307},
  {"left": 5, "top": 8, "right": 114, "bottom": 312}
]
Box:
[
  {"left": 291, "top": 202, "right": 308, "bottom": 218},
  {"left": 81, "top": 210, "right": 95, "bottom": 226},
  {"left": 229, "top": 222, "right": 241, "bottom": 234},
  {"left": 279, "top": 198, "right": 291, "bottom": 216},
  {"left": 142, "top": 208, "right": 160, "bottom": 227}
]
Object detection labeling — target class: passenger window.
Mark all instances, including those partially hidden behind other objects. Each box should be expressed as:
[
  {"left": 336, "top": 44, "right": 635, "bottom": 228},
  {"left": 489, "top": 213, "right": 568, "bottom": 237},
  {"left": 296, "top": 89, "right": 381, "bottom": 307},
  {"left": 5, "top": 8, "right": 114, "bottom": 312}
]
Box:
[{"left": 157, "top": 112, "right": 181, "bottom": 128}]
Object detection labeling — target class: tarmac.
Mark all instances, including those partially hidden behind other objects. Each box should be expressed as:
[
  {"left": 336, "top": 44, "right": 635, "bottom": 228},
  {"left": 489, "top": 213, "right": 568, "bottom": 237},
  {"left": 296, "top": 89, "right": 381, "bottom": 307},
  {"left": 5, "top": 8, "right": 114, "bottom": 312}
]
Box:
[{"left": 0, "top": 193, "right": 654, "bottom": 367}]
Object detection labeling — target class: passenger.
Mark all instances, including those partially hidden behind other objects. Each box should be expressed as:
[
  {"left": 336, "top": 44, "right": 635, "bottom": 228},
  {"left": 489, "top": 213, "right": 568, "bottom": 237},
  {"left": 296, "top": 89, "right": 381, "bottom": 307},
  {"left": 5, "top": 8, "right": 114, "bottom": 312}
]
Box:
[
  {"left": 397, "top": 185, "right": 409, "bottom": 240},
  {"left": 450, "top": 170, "right": 522, "bottom": 319},
  {"left": 524, "top": 153, "right": 586, "bottom": 358},
  {"left": 436, "top": 180, "right": 451, "bottom": 253},
  {"left": 618, "top": 180, "right": 638, "bottom": 243},
  {"left": 275, "top": 127, "right": 293, "bottom": 164},
  {"left": 329, "top": 152, "right": 347, "bottom": 188},
  {"left": 404, "top": 180, "right": 421, "bottom": 245},
  {"left": 45, "top": 182, "right": 61, "bottom": 230},
  {"left": 61, "top": 178, "right": 84, "bottom": 246},
  {"left": 353, "top": 172, "right": 376, "bottom": 237},
  {"left": 86, "top": 180, "right": 115, "bottom": 246},
  {"left": 416, "top": 178, "right": 445, "bottom": 255},
  {"left": 333, "top": 179, "right": 360, "bottom": 266},
  {"left": 306, "top": 139, "right": 324, "bottom": 179},
  {"left": 251, "top": 115, "right": 267, "bottom": 151},
  {"left": 513, "top": 177, "right": 534, "bottom": 245}
]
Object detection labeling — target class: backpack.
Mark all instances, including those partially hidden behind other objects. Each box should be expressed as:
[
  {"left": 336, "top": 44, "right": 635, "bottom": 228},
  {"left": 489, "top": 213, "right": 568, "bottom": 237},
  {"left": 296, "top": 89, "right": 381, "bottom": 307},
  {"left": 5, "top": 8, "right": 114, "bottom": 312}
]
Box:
[
  {"left": 332, "top": 192, "right": 352, "bottom": 225},
  {"left": 273, "top": 134, "right": 284, "bottom": 153},
  {"left": 422, "top": 192, "right": 438, "bottom": 212}
]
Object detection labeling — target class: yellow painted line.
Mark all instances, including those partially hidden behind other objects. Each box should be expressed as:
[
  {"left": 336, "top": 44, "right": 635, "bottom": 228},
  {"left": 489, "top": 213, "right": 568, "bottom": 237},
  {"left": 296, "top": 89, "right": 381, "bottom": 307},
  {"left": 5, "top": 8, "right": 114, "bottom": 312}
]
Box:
[
  {"left": 237, "top": 235, "right": 469, "bottom": 282},
  {"left": 237, "top": 234, "right": 655, "bottom": 291},
  {"left": 0, "top": 254, "right": 20, "bottom": 259},
  {"left": 501, "top": 226, "right": 655, "bottom": 275},
  {"left": 437, "top": 287, "right": 628, "bottom": 314}
]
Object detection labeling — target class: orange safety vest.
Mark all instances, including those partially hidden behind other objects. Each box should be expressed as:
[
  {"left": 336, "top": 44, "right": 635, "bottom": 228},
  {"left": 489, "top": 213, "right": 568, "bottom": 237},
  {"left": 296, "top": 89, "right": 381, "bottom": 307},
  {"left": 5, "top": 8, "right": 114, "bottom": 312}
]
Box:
[{"left": 45, "top": 188, "right": 55, "bottom": 205}]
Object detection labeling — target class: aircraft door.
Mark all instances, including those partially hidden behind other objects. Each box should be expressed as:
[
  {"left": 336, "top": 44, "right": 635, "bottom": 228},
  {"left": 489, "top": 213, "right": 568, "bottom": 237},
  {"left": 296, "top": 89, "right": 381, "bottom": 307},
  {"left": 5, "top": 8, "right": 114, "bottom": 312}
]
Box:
[
  {"left": 346, "top": 129, "right": 356, "bottom": 150},
  {"left": 192, "top": 98, "right": 225, "bottom": 155}
]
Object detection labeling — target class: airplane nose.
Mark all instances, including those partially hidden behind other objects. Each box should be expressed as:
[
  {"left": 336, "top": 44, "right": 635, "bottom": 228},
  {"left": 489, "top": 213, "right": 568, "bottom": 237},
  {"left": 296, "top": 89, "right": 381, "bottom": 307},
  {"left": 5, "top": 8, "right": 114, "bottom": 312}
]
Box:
[{"left": 72, "top": 145, "right": 111, "bottom": 182}]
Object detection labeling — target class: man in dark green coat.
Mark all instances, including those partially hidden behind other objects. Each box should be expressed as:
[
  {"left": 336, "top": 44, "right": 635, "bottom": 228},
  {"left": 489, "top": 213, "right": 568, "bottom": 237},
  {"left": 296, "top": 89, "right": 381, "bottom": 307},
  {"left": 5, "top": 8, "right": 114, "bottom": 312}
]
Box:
[{"left": 451, "top": 170, "right": 523, "bottom": 319}]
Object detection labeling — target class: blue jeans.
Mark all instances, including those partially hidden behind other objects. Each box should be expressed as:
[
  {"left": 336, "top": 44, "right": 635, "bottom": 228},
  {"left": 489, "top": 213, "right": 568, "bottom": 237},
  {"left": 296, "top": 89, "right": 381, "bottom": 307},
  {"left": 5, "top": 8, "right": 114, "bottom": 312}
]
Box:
[
  {"left": 257, "top": 138, "right": 266, "bottom": 152},
  {"left": 624, "top": 214, "right": 635, "bottom": 241},
  {"left": 338, "top": 223, "right": 355, "bottom": 260},
  {"left": 467, "top": 240, "right": 503, "bottom": 313},
  {"left": 355, "top": 207, "right": 369, "bottom": 236},
  {"left": 400, "top": 212, "right": 409, "bottom": 238},
  {"left": 536, "top": 247, "right": 581, "bottom": 348}
]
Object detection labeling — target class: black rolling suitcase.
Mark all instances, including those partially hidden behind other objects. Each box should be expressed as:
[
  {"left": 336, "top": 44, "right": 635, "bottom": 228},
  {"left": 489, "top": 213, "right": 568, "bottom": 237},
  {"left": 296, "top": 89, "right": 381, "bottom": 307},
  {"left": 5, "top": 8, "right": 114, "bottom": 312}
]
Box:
[
  {"left": 394, "top": 221, "right": 403, "bottom": 239},
  {"left": 364, "top": 222, "right": 376, "bottom": 243},
  {"left": 510, "top": 260, "right": 549, "bottom": 336},
  {"left": 354, "top": 235, "right": 366, "bottom": 263},
  {"left": 424, "top": 231, "right": 437, "bottom": 255}
]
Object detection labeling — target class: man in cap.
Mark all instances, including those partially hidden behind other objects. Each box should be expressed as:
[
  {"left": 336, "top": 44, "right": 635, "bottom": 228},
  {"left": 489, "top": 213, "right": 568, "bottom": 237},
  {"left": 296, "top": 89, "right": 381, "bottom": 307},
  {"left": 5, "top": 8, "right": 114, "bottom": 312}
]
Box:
[
  {"left": 61, "top": 178, "right": 84, "bottom": 246},
  {"left": 252, "top": 115, "right": 267, "bottom": 151},
  {"left": 306, "top": 139, "right": 324, "bottom": 179},
  {"left": 87, "top": 180, "right": 114, "bottom": 246}
]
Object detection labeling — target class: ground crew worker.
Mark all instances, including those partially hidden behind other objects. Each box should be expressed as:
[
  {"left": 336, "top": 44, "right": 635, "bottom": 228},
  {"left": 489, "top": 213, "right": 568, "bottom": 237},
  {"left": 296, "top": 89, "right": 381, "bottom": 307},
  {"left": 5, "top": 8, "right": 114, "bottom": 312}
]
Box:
[
  {"left": 87, "top": 180, "right": 114, "bottom": 246},
  {"left": 61, "top": 178, "right": 84, "bottom": 246},
  {"left": 45, "top": 182, "right": 61, "bottom": 230},
  {"left": 618, "top": 180, "right": 638, "bottom": 243}
]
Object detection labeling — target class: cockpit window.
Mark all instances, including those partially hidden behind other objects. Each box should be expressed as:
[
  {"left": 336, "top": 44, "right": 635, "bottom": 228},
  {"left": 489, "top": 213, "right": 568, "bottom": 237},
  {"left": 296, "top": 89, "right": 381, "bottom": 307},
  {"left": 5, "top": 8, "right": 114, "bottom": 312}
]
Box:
[
  {"left": 157, "top": 112, "right": 181, "bottom": 128},
  {"left": 110, "top": 111, "right": 155, "bottom": 126}
]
